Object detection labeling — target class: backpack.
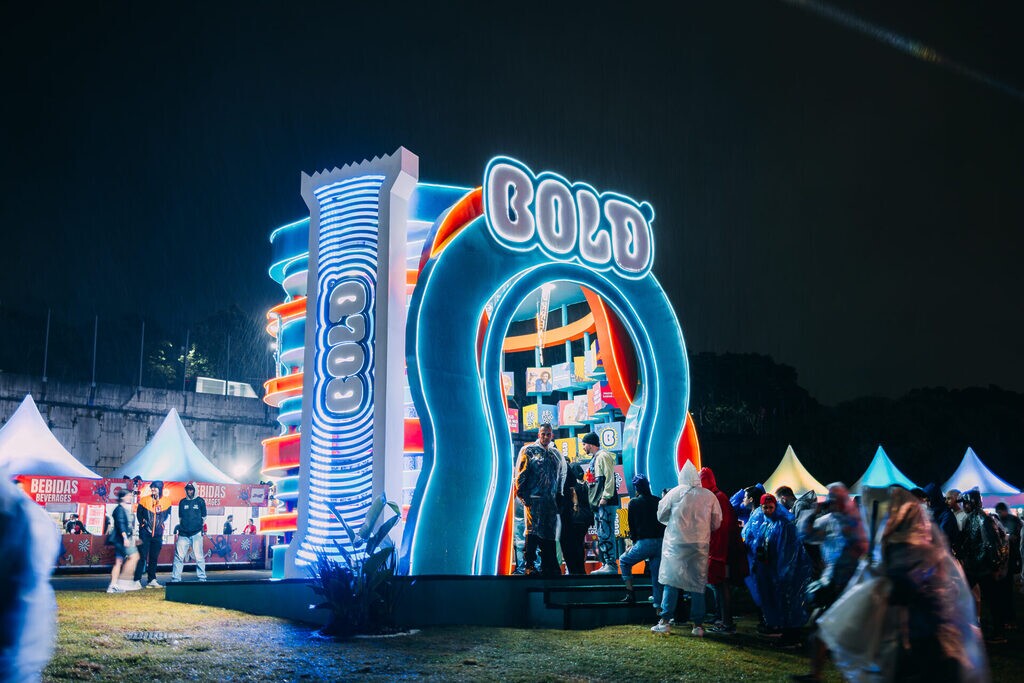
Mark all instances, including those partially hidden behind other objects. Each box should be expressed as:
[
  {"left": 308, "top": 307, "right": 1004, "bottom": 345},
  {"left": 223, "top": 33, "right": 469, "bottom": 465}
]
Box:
[{"left": 985, "top": 513, "right": 1010, "bottom": 577}]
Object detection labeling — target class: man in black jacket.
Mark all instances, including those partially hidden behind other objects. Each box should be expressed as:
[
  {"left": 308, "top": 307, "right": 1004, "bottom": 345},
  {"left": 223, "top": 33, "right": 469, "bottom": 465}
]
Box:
[
  {"left": 617, "top": 474, "right": 664, "bottom": 606},
  {"left": 170, "top": 482, "right": 207, "bottom": 583},
  {"left": 134, "top": 481, "right": 170, "bottom": 588}
]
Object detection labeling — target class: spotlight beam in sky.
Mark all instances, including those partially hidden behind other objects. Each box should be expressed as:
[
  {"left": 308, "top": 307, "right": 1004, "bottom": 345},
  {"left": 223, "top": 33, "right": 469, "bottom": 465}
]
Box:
[{"left": 782, "top": 0, "right": 1024, "bottom": 103}]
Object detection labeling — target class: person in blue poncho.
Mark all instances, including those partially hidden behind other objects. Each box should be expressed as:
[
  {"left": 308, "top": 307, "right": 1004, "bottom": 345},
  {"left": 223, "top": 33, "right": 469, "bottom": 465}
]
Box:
[{"left": 742, "top": 492, "right": 813, "bottom": 646}]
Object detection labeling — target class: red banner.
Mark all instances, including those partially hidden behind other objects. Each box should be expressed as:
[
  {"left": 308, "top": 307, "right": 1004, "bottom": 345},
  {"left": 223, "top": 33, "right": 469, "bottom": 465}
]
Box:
[
  {"left": 15, "top": 476, "right": 129, "bottom": 506},
  {"left": 56, "top": 534, "right": 266, "bottom": 568},
  {"left": 16, "top": 476, "right": 270, "bottom": 508}
]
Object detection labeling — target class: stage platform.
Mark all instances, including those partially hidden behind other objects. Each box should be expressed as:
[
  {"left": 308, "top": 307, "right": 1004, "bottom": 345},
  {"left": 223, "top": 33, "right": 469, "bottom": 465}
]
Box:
[{"left": 165, "top": 574, "right": 660, "bottom": 630}]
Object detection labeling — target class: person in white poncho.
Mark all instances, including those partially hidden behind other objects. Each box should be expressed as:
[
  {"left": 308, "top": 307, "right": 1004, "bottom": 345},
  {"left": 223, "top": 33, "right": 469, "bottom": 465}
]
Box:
[
  {"left": 651, "top": 460, "right": 722, "bottom": 637},
  {"left": 0, "top": 474, "right": 59, "bottom": 683}
]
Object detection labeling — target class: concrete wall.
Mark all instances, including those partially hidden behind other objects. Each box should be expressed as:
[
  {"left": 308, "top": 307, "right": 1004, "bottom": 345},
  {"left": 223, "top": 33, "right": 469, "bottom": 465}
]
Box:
[{"left": 0, "top": 373, "right": 277, "bottom": 479}]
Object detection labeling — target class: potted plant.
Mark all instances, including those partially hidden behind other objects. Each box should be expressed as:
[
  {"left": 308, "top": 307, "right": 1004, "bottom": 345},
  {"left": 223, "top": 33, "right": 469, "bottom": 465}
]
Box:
[{"left": 309, "top": 495, "right": 402, "bottom": 639}]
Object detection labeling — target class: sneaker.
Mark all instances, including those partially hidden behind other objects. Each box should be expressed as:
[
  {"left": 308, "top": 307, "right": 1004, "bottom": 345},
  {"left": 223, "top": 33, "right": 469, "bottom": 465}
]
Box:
[
  {"left": 146, "top": 580, "right": 163, "bottom": 589},
  {"left": 169, "top": 578, "right": 181, "bottom": 583},
  {"left": 591, "top": 565, "right": 618, "bottom": 575},
  {"left": 620, "top": 592, "right": 636, "bottom": 605},
  {"left": 757, "top": 623, "right": 783, "bottom": 637},
  {"left": 198, "top": 578, "right": 207, "bottom": 582},
  {"left": 691, "top": 626, "right": 705, "bottom": 637},
  {"left": 707, "top": 623, "right": 736, "bottom": 635},
  {"left": 106, "top": 585, "right": 123, "bottom": 594},
  {"left": 651, "top": 621, "right": 671, "bottom": 635}
]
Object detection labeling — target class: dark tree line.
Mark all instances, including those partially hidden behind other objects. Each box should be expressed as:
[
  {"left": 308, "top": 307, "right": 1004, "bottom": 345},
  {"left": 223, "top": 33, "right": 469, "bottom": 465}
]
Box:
[
  {"left": 690, "top": 352, "right": 1024, "bottom": 497},
  {"left": 0, "top": 302, "right": 272, "bottom": 392}
]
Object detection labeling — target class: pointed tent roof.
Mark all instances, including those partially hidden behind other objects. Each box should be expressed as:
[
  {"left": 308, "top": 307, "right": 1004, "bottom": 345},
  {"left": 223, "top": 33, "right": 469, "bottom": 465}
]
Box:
[
  {"left": 0, "top": 394, "right": 99, "bottom": 477},
  {"left": 853, "top": 445, "right": 916, "bottom": 492},
  {"left": 112, "top": 408, "right": 238, "bottom": 484},
  {"left": 942, "top": 447, "right": 1019, "bottom": 497},
  {"left": 763, "top": 445, "right": 829, "bottom": 497}
]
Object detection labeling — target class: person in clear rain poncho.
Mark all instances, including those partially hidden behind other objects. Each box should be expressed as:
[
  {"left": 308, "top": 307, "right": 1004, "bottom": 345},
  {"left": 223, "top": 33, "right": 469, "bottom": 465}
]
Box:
[
  {"left": 651, "top": 460, "right": 722, "bottom": 637},
  {"left": 816, "top": 486, "right": 990, "bottom": 683},
  {"left": 0, "top": 474, "right": 59, "bottom": 683}
]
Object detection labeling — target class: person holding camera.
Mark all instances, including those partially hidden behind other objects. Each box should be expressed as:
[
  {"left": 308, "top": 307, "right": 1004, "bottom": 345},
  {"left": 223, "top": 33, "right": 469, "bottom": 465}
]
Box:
[{"left": 792, "top": 483, "right": 866, "bottom": 681}]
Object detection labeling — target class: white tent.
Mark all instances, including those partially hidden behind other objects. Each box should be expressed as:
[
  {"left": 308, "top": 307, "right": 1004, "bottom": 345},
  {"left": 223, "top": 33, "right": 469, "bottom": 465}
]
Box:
[
  {"left": 763, "top": 445, "right": 829, "bottom": 497},
  {"left": 0, "top": 395, "right": 99, "bottom": 477},
  {"left": 853, "top": 445, "right": 916, "bottom": 492},
  {"left": 942, "top": 446, "right": 1019, "bottom": 497},
  {"left": 112, "top": 408, "right": 238, "bottom": 484}
]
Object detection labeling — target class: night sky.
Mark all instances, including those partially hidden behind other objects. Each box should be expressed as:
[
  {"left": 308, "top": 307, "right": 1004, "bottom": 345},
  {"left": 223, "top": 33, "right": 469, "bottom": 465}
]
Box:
[{"left": 3, "top": 1, "right": 1021, "bottom": 404}]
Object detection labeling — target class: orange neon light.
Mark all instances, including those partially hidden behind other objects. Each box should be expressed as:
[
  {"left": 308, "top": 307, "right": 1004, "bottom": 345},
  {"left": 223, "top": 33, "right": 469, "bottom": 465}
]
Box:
[
  {"left": 582, "top": 288, "right": 637, "bottom": 411},
  {"left": 677, "top": 412, "right": 702, "bottom": 470},
  {"left": 263, "top": 372, "right": 303, "bottom": 407},
  {"left": 265, "top": 297, "right": 307, "bottom": 337},
  {"left": 258, "top": 512, "right": 298, "bottom": 534},
  {"left": 262, "top": 433, "right": 301, "bottom": 474},
  {"left": 502, "top": 313, "right": 597, "bottom": 353},
  {"left": 425, "top": 188, "right": 483, "bottom": 263}
]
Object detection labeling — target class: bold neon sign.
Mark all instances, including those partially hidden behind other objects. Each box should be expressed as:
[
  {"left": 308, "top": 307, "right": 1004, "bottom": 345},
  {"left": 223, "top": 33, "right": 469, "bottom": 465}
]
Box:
[{"left": 484, "top": 157, "right": 655, "bottom": 278}]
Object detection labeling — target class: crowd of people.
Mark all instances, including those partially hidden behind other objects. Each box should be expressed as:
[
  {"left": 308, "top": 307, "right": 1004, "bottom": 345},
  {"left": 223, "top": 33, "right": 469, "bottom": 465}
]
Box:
[{"left": 515, "top": 424, "right": 1004, "bottom": 681}]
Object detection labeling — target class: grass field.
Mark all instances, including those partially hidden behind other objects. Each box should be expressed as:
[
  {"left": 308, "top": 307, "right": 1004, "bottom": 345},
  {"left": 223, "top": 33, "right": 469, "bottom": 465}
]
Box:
[{"left": 45, "top": 589, "right": 1023, "bottom": 682}]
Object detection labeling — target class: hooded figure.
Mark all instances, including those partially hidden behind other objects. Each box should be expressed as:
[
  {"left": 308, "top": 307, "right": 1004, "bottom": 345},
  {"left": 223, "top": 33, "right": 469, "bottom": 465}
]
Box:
[
  {"left": 700, "top": 466, "right": 744, "bottom": 633},
  {"left": 651, "top": 461, "right": 722, "bottom": 636},
  {"left": 699, "top": 467, "right": 734, "bottom": 586},
  {"left": 0, "top": 474, "right": 59, "bottom": 681},
  {"left": 743, "top": 492, "right": 813, "bottom": 631},
  {"left": 659, "top": 461, "right": 723, "bottom": 592}
]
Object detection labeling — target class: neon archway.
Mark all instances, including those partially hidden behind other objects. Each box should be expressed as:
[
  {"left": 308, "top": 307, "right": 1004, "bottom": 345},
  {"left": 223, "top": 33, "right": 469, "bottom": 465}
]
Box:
[{"left": 403, "top": 158, "right": 690, "bottom": 575}]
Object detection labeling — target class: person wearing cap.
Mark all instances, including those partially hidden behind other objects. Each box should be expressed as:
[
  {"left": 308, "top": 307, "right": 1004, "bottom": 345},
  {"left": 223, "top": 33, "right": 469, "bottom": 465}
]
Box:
[
  {"left": 134, "top": 480, "right": 170, "bottom": 588},
  {"left": 171, "top": 482, "right": 208, "bottom": 583},
  {"left": 742, "top": 492, "right": 813, "bottom": 646},
  {"left": 63, "top": 514, "right": 86, "bottom": 535},
  {"left": 582, "top": 431, "right": 619, "bottom": 574},
  {"left": 617, "top": 473, "right": 665, "bottom": 606}
]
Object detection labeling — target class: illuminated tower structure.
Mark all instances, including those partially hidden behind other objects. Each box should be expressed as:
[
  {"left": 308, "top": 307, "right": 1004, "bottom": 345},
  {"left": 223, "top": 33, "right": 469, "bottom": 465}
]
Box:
[
  {"left": 258, "top": 216, "right": 309, "bottom": 564},
  {"left": 259, "top": 150, "right": 468, "bottom": 575}
]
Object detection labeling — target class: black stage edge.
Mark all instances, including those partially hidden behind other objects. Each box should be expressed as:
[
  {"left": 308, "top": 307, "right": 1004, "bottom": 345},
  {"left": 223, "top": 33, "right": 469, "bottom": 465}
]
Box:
[{"left": 165, "top": 574, "right": 658, "bottom": 629}]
